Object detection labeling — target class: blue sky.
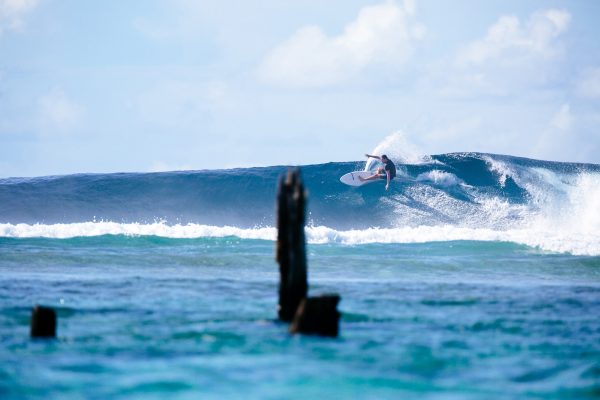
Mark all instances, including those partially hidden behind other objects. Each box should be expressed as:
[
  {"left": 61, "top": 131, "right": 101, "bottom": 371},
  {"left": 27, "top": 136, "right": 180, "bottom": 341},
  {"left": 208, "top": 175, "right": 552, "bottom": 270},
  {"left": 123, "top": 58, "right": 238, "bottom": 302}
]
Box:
[{"left": 1, "top": 0, "right": 599, "bottom": 177}]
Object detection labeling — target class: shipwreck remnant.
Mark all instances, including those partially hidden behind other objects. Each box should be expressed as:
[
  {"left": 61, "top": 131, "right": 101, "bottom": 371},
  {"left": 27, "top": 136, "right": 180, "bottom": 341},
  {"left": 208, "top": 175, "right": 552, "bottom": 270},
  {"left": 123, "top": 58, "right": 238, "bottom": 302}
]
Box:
[
  {"left": 276, "top": 168, "right": 308, "bottom": 322},
  {"left": 290, "top": 294, "right": 341, "bottom": 337},
  {"left": 30, "top": 305, "right": 57, "bottom": 338},
  {"left": 276, "top": 168, "right": 341, "bottom": 337}
]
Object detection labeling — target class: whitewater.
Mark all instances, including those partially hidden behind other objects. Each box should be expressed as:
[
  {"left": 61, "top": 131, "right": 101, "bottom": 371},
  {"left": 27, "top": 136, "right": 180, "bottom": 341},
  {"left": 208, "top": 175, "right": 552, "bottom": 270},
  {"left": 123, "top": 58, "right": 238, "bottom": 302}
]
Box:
[
  {"left": 1, "top": 152, "right": 599, "bottom": 256},
  {"left": 1, "top": 221, "right": 599, "bottom": 256}
]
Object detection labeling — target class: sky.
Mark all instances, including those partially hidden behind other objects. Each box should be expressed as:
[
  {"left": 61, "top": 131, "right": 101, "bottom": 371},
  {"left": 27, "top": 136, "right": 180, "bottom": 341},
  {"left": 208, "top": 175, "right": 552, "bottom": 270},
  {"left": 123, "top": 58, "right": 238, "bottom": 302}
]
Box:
[{"left": 0, "top": 0, "right": 599, "bottom": 177}]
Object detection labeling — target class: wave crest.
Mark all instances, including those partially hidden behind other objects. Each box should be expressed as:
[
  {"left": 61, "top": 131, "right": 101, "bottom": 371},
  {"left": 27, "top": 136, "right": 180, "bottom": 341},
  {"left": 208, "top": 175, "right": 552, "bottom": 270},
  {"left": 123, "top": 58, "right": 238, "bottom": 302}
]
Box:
[{"left": 1, "top": 221, "right": 598, "bottom": 256}]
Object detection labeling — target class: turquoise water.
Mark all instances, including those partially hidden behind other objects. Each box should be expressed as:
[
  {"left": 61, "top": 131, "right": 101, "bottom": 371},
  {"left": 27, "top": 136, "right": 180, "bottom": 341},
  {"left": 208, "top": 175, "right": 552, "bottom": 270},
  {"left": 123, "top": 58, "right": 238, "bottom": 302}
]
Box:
[
  {"left": 1, "top": 153, "right": 600, "bottom": 398},
  {"left": 1, "top": 236, "right": 599, "bottom": 399}
]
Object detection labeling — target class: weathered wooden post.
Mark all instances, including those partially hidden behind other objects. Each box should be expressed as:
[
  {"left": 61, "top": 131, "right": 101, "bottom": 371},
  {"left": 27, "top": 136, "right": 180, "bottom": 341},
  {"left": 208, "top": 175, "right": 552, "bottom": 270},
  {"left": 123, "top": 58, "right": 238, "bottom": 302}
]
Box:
[
  {"left": 276, "top": 168, "right": 308, "bottom": 322},
  {"left": 30, "top": 305, "right": 56, "bottom": 338},
  {"left": 276, "top": 167, "right": 341, "bottom": 337},
  {"left": 290, "top": 294, "right": 340, "bottom": 337}
]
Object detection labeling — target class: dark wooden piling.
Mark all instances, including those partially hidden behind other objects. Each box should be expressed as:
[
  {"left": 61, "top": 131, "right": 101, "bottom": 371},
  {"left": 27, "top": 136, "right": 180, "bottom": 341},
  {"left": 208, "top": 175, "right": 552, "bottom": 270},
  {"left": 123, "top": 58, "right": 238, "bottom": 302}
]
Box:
[
  {"left": 275, "top": 167, "right": 341, "bottom": 337},
  {"left": 276, "top": 168, "right": 308, "bottom": 322},
  {"left": 30, "top": 305, "right": 56, "bottom": 338},
  {"left": 290, "top": 295, "right": 340, "bottom": 337}
]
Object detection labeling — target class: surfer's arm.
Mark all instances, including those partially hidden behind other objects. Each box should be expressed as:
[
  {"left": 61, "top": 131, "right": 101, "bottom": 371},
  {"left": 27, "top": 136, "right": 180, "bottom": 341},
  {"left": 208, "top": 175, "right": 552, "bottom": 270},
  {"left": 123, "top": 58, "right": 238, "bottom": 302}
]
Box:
[{"left": 365, "top": 154, "right": 381, "bottom": 160}]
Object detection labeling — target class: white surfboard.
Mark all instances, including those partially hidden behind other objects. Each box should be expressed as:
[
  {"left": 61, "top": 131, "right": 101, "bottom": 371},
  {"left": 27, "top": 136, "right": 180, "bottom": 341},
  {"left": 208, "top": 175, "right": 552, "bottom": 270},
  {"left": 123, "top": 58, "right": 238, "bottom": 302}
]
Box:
[{"left": 339, "top": 171, "right": 380, "bottom": 187}]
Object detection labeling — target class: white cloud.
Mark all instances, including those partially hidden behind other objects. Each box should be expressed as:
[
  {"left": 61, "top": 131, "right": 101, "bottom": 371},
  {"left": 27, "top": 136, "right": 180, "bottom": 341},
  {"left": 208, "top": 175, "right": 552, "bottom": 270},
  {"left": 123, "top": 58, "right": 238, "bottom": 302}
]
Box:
[
  {"left": 457, "top": 9, "right": 570, "bottom": 67},
  {"left": 0, "top": 0, "right": 37, "bottom": 33},
  {"left": 38, "top": 89, "right": 83, "bottom": 134},
  {"left": 435, "top": 8, "right": 571, "bottom": 99},
  {"left": 575, "top": 67, "right": 600, "bottom": 99},
  {"left": 258, "top": 0, "right": 424, "bottom": 87}
]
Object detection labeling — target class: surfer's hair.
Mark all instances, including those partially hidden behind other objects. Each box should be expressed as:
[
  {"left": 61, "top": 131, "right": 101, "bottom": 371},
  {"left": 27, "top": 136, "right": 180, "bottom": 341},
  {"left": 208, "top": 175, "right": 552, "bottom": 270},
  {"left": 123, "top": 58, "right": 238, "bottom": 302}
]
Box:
[{"left": 381, "top": 154, "right": 388, "bottom": 160}]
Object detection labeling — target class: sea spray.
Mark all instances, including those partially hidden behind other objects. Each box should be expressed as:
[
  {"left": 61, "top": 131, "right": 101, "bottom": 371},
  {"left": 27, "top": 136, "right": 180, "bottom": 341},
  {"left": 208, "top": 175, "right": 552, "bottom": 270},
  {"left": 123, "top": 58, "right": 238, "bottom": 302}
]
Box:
[{"left": 364, "top": 131, "right": 431, "bottom": 171}]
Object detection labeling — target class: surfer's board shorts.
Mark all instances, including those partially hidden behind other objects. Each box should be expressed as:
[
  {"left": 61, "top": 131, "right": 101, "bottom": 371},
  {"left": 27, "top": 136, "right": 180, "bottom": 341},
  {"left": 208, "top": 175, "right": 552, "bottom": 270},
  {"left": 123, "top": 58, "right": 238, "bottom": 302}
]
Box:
[{"left": 378, "top": 173, "right": 395, "bottom": 180}]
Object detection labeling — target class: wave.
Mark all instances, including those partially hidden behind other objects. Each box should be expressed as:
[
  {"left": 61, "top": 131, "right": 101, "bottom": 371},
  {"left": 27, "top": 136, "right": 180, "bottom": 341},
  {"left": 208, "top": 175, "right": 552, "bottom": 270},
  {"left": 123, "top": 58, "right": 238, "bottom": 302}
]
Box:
[
  {"left": 1, "top": 151, "right": 599, "bottom": 255},
  {"left": 415, "top": 170, "right": 463, "bottom": 187},
  {"left": 0, "top": 222, "right": 277, "bottom": 241},
  {"left": 1, "top": 221, "right": 599, "bottom": 256}
]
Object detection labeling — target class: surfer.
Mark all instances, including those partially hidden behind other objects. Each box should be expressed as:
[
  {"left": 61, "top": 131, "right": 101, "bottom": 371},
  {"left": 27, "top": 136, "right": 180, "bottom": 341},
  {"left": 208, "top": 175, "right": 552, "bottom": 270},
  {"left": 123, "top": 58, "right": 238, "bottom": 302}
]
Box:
[{"left": 359, "top": 154, "right": 396, "bottom": 190}]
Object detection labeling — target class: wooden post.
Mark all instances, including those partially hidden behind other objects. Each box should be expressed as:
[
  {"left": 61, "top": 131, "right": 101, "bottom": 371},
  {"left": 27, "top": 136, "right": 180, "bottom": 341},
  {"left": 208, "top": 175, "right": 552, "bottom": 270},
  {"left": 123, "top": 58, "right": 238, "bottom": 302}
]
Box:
[
  {"left": 290, "top": 295, "right": 341, "bottom": 337},
  {"left": 276, "top": 168, "right": 308, "bottom": 322},
  {"left": 30, "top": 305, "right": 56, "bottom": 338}
]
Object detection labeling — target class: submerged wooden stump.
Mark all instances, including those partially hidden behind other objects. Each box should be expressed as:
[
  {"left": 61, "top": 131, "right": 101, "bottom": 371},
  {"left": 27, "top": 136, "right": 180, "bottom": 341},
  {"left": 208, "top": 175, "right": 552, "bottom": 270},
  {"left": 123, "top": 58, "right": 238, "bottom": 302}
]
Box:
[
  {"left": 30, "top": 305, "right": 56, "bottom": 338},
  {"left": 276, "top": 168, "right": 308, "bottom": 322},
  {"left": 290, "top": 295, "right": 340, "bottom": 337}
]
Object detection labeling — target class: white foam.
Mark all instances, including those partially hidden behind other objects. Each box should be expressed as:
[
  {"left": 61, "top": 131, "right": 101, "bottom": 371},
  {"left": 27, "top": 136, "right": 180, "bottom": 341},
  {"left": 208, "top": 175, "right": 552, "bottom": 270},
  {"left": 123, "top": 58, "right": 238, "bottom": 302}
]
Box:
[
  {"left": 529, "top": 172, "right": 600, "bottom": 237},
  {"left": 0, "top": 222, "right": 277, "bottom": 241},
  {"left": 365, "top": 131, "right": 431, "bottom": 171},
  {"left": 307, "top": 225, "right": 600, "bottom": 255},
  {"left": 1, "top": 220, "right": 598, "bottom": 256},
  {"left": 482, "top": 155, "right": 513, "bottom": 187},
  {"left": 416, "top": 170, "right": 461, "bottom": 187}
]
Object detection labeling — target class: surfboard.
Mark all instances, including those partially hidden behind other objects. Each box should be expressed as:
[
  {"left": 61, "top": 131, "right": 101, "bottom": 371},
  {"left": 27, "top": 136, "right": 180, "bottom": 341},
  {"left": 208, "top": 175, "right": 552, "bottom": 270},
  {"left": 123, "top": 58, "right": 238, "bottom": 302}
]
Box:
[{"left": 339, "top": 171, "right": 381, "bottom": 187}]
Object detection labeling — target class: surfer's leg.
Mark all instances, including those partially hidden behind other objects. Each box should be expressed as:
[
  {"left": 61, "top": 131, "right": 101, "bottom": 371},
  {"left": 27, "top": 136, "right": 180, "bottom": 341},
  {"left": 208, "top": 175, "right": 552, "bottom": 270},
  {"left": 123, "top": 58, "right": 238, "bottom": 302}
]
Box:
[
  {"left": 359, "top": 167, "right": 386, "bottom": 181},
  {"left": 359, "top": 174, "right": 381, "bottom": 182}
]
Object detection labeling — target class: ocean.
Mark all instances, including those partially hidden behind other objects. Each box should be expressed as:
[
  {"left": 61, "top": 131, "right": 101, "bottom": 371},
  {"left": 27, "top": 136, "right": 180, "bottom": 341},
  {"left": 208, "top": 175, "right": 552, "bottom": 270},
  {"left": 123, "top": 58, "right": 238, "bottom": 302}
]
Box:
[{"left": 1, "top": 152, "right": 599, "bottom": 399}]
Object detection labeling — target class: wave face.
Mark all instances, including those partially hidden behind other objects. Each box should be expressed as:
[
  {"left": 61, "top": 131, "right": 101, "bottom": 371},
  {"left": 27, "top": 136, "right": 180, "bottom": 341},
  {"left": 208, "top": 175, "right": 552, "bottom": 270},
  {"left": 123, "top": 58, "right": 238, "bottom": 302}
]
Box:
[{"left": 1, "top": 153, "right": 599, "bottom": 255}]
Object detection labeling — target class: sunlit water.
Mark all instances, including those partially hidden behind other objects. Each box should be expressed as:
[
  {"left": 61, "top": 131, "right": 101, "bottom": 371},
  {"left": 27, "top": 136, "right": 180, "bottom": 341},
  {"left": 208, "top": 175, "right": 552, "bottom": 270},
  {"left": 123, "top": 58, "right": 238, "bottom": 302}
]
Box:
[{"left": 1, "top": 236, "right": 598, "bottom": 399}]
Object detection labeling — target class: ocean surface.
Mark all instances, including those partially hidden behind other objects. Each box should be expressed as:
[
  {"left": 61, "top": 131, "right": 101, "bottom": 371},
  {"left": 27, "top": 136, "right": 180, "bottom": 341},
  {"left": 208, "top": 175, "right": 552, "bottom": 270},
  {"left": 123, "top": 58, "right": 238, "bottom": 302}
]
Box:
[{"left": 1, "top": 152, "right": 599, "bottom": 399}]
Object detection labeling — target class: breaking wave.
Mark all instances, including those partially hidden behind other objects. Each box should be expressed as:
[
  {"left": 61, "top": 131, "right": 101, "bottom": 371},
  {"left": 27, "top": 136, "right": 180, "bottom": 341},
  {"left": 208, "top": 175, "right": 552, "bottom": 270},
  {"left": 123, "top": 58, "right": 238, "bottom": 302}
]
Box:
[{"left": 1, "top": 151, "right": 599, "bottom": 255}]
